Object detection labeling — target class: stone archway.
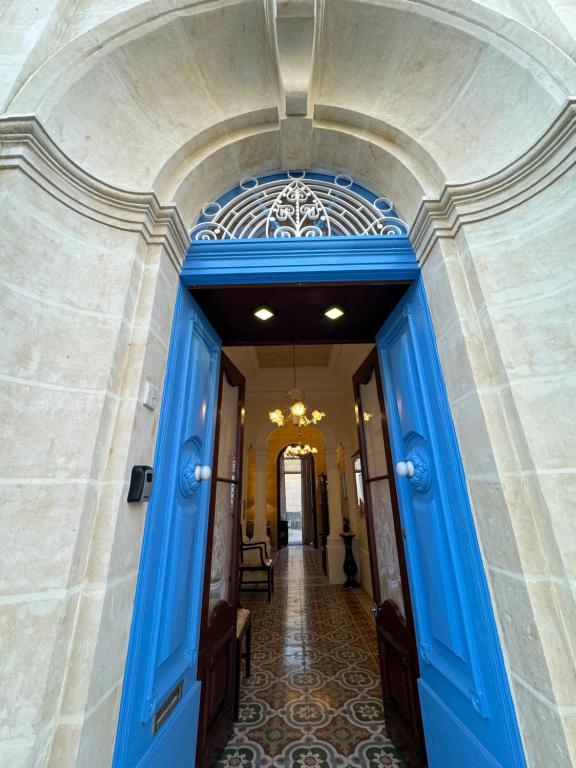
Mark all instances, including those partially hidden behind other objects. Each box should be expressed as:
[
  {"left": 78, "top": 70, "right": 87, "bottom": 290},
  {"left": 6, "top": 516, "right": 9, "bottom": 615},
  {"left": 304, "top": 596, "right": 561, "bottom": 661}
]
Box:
[
  {"left": 252, "top": 420, "right": 343, "bottom": 565},
  {"left": 1, "top": 2, "right": 576, "bottom": 765}
]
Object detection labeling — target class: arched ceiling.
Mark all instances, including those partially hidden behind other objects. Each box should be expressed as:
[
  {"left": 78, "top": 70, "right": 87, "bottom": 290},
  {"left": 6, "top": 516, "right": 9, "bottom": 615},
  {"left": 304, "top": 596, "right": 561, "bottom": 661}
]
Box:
[{"left": 2, "top": 0, "right": 575, "bottom": 227}]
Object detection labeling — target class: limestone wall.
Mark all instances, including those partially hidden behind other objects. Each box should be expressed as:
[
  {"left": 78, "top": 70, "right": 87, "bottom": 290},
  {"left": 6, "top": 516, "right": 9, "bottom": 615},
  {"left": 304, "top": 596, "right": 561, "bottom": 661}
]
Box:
[{"left": 0, "top": 120, "right": 186, "bottom": 766}]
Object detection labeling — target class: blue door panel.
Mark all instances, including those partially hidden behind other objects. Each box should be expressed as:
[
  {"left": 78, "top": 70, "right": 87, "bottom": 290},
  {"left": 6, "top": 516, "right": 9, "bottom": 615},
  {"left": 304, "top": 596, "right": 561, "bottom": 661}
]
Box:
[
  {"left": 385, "top": 318, "right": 470, "bottom": 666},
  {"left": 377, "top": 278, "right": 525, "bottom": 768},
  {"left": 114, "top": 286, "right": 221, "bottom": 768},
  {"left": 418, "top": 682, "right": 502, "bottom": 768},
  {"left": 385, "top": 322, "right": 469, "bottom": 662}
]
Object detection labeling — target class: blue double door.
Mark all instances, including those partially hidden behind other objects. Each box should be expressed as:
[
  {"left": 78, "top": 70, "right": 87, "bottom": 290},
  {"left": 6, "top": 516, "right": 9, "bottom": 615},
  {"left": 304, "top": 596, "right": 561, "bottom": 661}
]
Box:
[{"left": 114, "top": 277, "right": 525, "bottom": 768}]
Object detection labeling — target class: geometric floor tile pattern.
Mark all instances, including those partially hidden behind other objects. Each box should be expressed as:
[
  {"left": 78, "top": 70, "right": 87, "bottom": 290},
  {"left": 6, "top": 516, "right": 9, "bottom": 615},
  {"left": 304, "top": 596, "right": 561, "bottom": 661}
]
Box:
[{"left": 216, "top": 545, "right": 410, "bottom": 767}]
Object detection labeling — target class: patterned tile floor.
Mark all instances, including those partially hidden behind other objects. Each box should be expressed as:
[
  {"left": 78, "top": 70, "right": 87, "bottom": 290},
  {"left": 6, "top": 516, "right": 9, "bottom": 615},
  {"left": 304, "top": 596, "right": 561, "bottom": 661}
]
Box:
[{"left": 217, "top": 545, "right": 409, "bottom": 768}]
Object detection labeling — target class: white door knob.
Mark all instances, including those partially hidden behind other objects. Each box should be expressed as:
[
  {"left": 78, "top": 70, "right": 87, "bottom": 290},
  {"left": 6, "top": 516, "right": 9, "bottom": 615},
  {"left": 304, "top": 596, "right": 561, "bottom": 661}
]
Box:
[
  {"left": 396, "top": 460, "right": 415, "bottom": 478},
  {"left": 194, "top": 465, "right": 212, "bottom": 482}
]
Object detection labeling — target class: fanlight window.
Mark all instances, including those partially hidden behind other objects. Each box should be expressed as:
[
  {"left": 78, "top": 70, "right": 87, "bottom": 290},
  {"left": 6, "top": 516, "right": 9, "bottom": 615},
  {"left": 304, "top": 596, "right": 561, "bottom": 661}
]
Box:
[{"left": 190, "top": 170, "right": 408, "bottom": 240}]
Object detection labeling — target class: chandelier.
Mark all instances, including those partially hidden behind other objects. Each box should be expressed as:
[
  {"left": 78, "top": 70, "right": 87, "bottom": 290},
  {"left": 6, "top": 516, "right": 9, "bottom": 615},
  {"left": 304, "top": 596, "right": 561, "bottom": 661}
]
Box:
[
  {"left": 284, "top": 438, "right": 318, "bottom": 458},
  {"left": 269, "top": 346, "right": 326, "bottom": 430}
]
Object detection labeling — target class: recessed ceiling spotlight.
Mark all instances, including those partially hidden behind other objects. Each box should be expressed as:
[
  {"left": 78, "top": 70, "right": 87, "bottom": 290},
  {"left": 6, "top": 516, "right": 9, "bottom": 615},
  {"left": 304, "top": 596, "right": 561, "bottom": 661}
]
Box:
[
  {"left": 324, "top": 305, "right": 344, "bottom": 320},
  {"left": 253, "top": 306, "right": 274, "bottom": 321}
]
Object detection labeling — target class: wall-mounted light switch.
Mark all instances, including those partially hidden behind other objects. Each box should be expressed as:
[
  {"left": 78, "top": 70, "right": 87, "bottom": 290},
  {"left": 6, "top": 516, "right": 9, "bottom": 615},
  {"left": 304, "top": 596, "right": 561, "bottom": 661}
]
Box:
[{"left": 142, "top": 381, "right": 159, "bottom": 411}]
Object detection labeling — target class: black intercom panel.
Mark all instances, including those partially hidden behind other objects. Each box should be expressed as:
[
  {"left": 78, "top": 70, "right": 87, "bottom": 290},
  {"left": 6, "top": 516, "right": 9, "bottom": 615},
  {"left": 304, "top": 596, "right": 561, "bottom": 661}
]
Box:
[{"left": 127, "top": 465, "right": 154, "bottom": 502}]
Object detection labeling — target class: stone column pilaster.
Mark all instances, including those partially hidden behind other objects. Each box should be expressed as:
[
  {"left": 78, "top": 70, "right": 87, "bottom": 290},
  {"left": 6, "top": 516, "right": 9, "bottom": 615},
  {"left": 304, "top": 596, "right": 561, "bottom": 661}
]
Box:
[
  {"left": 254, "top": 447, "right": 270, "bottom": 545},
  {"left": 325, "top": 445, "right": 345, "bottom": 583}
]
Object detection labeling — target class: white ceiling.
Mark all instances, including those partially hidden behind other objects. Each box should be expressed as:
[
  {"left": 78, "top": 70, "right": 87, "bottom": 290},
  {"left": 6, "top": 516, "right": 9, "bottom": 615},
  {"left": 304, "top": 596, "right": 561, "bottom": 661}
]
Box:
[
  {"left": 225, "top": 343, "right": 374, "bottom": 397},
  {"left": 255, "top": 345, "right": 334, "bottom": 369}
]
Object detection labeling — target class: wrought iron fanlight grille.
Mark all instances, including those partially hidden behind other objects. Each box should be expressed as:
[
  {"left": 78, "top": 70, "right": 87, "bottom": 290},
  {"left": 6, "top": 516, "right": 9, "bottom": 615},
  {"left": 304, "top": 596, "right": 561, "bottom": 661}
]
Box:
[{"left": 190, "top": 171, "right": 408, "bottom": 240}]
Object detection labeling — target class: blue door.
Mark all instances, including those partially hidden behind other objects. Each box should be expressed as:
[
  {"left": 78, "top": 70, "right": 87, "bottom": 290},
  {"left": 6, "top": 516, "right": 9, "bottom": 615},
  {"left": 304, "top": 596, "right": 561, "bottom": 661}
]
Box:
[
  {"left": 114, "top": 286, "right": 221, "bottom": 768},
  {"left": 377, "top": 278, "right": 525, "bottom": 768}
]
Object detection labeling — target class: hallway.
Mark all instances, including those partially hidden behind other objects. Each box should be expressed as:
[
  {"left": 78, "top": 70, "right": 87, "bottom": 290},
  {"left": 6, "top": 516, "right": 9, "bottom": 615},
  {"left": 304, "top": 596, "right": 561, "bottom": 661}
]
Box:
[{"left": 217, "top": 546, "right": 410, "bottom": 767}]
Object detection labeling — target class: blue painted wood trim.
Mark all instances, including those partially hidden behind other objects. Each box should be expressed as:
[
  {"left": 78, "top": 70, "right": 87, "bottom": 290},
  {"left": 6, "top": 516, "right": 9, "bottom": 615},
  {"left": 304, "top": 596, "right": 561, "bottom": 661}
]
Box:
[
  {"left": 182, "top": 235, "right": 419, "bottom": 285},
  {"left": 376, "top": 277, "right": 526, "bottom": 767},
  {"left": 113, "top": 286, "right": 221, "bottom": 768}
]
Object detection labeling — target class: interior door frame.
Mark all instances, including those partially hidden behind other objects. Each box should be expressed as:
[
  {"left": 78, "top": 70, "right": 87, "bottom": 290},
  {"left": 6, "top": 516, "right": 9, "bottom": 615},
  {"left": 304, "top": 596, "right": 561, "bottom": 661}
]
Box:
[
  {"left": 276, "top": 448, "right": 289, "bottom": 549},
  {"left": 353, "top": 349, "right": 425, "bottom": 760},
  {"left": 196, "top": 352, "right": 246, "bottom": 767},
  {"left": 305, "top": 454, "right": 319, "bottom": 549},
  {"left": 276, "top": 449, "right": 319, "bottom": 549}
]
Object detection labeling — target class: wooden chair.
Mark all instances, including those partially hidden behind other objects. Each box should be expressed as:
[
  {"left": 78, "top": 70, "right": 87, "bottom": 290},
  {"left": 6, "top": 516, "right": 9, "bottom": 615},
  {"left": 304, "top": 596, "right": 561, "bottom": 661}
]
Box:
[
  {"left": 234, "top": 608, "right": 252, "bottom": 720},
  {"left": 239, "top": 541, "right": 274, "bottom": 602}
]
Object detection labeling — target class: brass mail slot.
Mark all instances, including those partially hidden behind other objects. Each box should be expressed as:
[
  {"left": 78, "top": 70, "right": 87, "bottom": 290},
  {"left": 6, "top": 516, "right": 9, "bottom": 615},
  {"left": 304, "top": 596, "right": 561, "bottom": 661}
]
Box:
[{"left": 153, "top": 681, "right": 183, "bottom": 734}]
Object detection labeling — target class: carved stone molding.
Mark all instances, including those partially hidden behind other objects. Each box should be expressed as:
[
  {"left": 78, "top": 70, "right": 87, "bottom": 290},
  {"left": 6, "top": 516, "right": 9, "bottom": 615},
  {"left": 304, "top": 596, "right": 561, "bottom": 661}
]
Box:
[
  {"left": 2, "top": 97, "right": 574, "bottom": 272},
  {"left": 410, "top": 99, "right": 576, "bottom": 263},
  {"left": 265, "top": 0, "right": 324, "bottom": 168},
  {"left": 0, "top": 115, "right": 189, "bottom": 270}
]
